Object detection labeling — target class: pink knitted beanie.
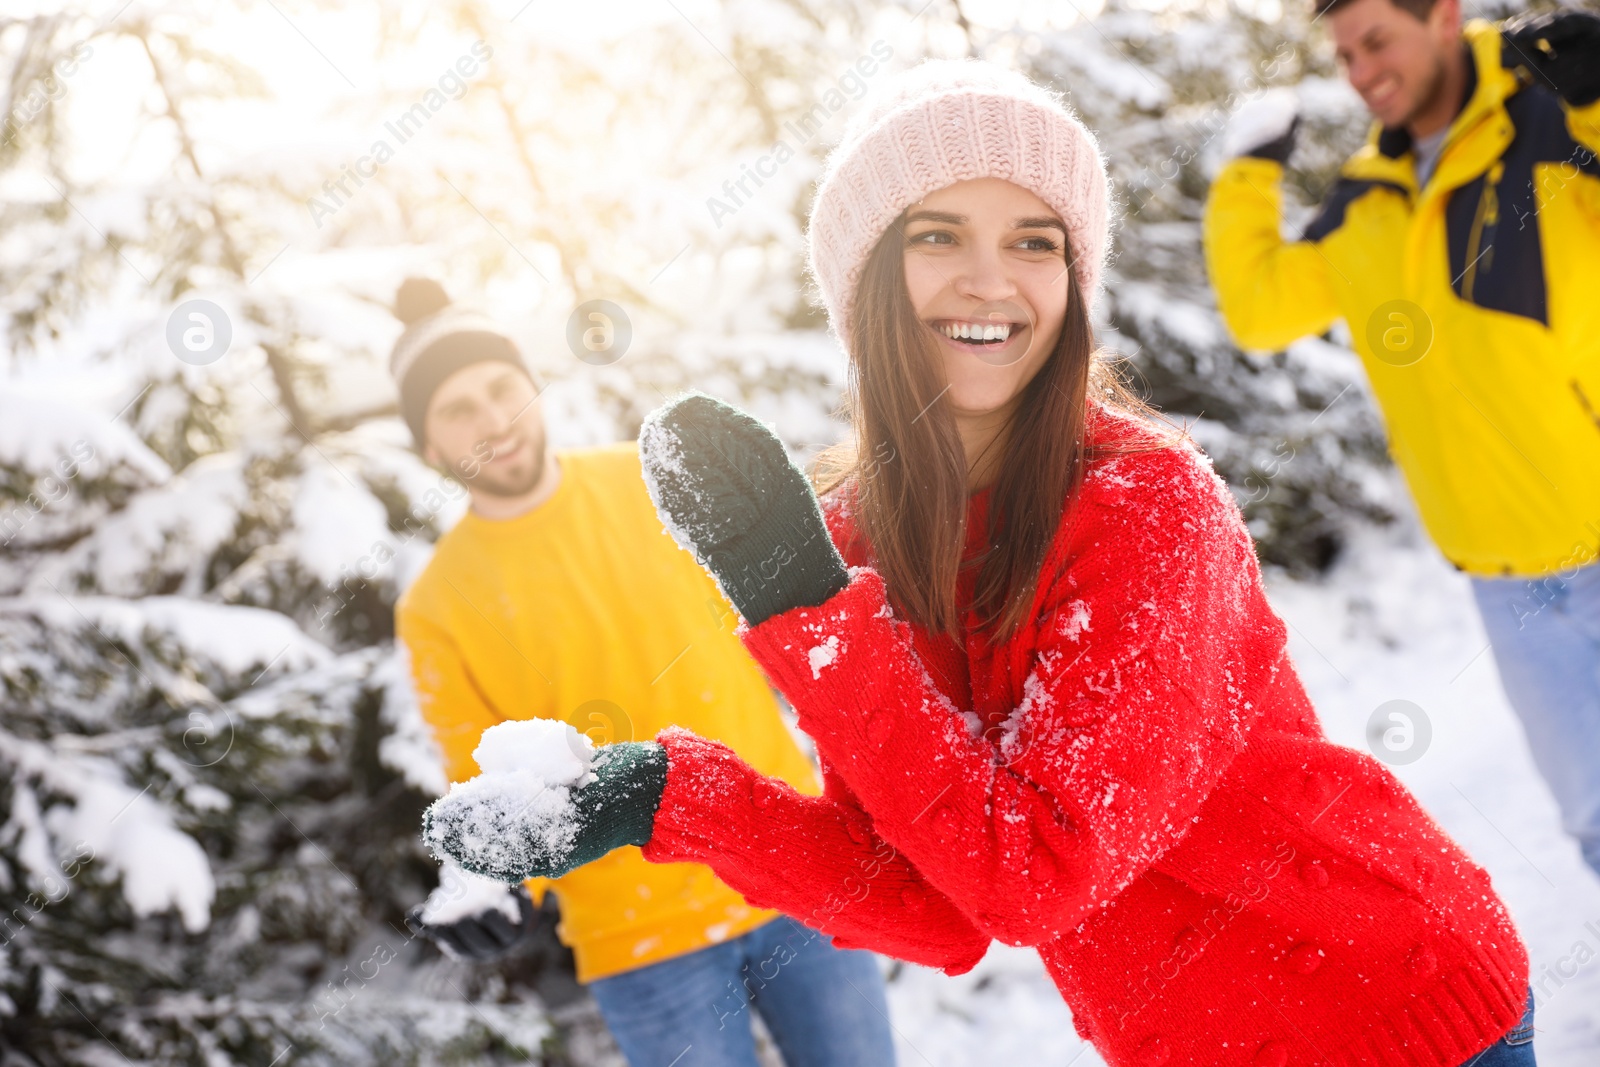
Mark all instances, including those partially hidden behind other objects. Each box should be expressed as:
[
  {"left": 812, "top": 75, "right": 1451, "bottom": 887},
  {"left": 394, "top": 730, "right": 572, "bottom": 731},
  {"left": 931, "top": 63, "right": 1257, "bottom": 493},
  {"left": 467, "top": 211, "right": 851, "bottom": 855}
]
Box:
[{"left": 807, "top": 59, "right": 1111, "bottom": 350}]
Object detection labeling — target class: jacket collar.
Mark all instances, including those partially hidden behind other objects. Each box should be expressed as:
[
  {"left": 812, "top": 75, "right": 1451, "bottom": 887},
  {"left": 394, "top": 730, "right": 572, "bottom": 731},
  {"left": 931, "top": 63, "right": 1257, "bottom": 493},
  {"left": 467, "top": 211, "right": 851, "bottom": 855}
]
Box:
[{"left": 1341, "top": 20, "right": 1516, "bottom": 194}]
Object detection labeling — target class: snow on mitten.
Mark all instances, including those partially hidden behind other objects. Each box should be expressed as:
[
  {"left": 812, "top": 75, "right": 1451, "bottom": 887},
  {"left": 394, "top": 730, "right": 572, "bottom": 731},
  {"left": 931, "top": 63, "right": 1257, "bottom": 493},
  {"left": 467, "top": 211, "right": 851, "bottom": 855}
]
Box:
[
  {"left": 422, "top": 727, "right": 667, "bottom": 882},
  {"left": 639, "top": 392, "right": 849, "bottom": 626}
]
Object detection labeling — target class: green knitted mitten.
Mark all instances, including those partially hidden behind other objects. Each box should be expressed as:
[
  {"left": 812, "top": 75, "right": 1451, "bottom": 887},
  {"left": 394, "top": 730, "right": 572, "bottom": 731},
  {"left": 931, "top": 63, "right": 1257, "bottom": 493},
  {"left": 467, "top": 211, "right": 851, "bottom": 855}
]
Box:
[
  {"left": 423, "top": 741, "right": 668, "bottom": 883},
  {"left": 639, "top": 393, "right": 849, "bottom": 626}
]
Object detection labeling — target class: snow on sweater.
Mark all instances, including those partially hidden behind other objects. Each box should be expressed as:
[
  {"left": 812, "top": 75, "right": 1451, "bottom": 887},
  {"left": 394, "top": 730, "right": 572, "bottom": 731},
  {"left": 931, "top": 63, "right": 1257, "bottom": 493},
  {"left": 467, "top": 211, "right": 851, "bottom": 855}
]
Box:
[{"left": 641, "top": 413, "right": 1529, "bottom": 1067}]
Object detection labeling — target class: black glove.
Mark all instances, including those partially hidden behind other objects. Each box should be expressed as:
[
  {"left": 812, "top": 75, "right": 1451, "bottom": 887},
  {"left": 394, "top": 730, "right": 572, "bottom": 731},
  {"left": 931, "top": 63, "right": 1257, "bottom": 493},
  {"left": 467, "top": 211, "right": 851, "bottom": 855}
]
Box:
[
  {"left": 423, "top": 741, "right": 669, "bottom": 883},
  {"left": 1221, "top": 87, "right": 1301, "bottom": 165},
  {"left": 406, "top": 888, "right": 540, "bottom": 962},
  {"left": 1246, "top": 115, "right": 1300, "bottom": 165},
  {"left": 1503, "top": 9, "right": 1600, "bottom": 107},
  {"left": 638, "top": 393, "right": 849, "bottom": 626}
]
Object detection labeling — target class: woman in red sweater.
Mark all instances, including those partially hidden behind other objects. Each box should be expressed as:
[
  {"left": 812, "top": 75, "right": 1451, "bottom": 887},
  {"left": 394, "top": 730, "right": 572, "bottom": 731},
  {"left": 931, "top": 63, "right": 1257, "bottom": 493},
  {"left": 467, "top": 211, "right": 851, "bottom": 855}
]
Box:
[{"left": 425, "top": 61, "right": 1536, "bottom": 1066}]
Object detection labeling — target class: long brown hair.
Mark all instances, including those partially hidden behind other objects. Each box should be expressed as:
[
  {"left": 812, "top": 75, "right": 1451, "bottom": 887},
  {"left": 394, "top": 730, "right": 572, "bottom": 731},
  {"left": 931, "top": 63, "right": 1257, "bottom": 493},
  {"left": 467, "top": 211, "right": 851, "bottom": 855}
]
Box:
[{"left": 815, "top": 216, "right": 1168, "bottom": 643}]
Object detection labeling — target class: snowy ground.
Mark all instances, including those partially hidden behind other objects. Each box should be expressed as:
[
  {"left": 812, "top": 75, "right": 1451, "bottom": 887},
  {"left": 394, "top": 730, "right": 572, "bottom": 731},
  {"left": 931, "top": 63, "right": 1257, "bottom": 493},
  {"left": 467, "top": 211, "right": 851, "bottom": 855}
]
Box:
[{"left": 882, "top": 521, "right": 1600, "bottom": 1067}]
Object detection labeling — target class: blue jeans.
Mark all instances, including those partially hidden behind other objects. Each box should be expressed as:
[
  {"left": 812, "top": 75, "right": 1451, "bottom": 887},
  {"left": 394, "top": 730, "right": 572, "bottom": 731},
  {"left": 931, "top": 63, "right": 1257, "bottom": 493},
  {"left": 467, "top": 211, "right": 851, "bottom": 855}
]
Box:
[
  {"left": 1455, "top": 986, "right": 1537, "bottom": 1065},
  {"left": 586, "top": 916, "right": 897, "bottom": 1067},
  {"left": 1471, "top": 559, "right": 1600, "bottom": 878}
]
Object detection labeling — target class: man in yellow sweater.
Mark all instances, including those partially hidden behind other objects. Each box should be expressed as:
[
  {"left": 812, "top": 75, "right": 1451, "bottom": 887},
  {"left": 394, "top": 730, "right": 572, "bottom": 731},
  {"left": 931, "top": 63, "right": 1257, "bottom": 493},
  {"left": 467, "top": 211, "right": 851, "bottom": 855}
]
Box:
[{"left": 388, "top": 277, "right": 896, "bottom": 1066}]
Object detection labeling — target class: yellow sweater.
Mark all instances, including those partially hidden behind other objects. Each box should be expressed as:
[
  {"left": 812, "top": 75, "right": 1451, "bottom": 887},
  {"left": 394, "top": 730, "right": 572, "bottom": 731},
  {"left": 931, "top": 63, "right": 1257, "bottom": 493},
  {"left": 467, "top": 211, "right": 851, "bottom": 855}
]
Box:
[{"left": 396, "top": 442, "right": 819, "bottom": 982}]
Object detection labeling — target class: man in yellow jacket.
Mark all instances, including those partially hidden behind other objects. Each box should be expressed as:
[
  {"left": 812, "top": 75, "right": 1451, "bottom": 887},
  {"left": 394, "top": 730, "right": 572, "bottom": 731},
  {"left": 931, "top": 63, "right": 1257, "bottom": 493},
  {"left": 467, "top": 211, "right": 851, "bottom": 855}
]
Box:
[
  {"left": 1204, "top": 0, "right": 1600, "bottom": 878},
  {"left": 387, "top": 277, "right": 896, "bottom": 1066}
]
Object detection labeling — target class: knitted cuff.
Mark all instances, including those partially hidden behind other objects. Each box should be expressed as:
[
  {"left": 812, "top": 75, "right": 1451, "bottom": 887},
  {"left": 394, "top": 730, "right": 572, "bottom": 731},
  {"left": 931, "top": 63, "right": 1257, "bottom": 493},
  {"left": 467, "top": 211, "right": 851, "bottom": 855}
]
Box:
[{"left": 578, "top": 741, "right": 668, "bottom": 852}]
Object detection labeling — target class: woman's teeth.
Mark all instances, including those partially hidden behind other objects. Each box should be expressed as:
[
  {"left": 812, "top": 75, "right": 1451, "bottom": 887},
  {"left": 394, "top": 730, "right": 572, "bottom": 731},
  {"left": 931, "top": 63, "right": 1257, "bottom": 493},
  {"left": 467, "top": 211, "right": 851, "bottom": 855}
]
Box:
[{"left": 937, "top": 321, "right": 1013, "bottom": 343}]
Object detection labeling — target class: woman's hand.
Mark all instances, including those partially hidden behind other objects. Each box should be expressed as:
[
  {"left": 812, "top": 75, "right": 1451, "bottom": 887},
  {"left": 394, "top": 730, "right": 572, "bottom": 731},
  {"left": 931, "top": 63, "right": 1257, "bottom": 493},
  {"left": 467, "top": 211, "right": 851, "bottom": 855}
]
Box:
[
  {"left": 422, "top": 742, "right": 668, "bottom": 882},
  {"left": 639, "top": 392, "right": 849, "bottom": 626}
]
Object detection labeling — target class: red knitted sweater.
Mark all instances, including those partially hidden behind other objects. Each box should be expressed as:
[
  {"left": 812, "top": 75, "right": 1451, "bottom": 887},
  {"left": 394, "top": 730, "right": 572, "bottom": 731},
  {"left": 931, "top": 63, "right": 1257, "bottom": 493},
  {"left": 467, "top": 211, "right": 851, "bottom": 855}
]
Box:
[{"left": 640, "top": 414, "right": 1529, "bottom": 1067}]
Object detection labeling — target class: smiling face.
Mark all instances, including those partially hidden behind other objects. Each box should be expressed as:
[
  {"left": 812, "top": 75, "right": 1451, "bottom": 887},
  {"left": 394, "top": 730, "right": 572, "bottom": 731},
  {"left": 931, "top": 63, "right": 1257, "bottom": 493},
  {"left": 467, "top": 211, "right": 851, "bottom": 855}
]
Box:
[
  {"left": 422, "top": 361, "right": 546, "bottom": 499},
  {"left": 1328, "top": 0, "right": 1461, "bottom": 133},
  {"left": 900, "top": 177, "right": 1072, "bottom": 420}
]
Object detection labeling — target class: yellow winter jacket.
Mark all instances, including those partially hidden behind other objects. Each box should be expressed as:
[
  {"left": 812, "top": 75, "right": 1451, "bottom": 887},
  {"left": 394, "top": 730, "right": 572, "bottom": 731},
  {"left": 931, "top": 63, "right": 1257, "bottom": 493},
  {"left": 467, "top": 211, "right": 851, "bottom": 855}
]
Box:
[
  {"left": 1204, "top": 20, "right": 1600, "bottom": 578},
  {"left": 397, "top": 442, "right": 820, "bottom": 982}
]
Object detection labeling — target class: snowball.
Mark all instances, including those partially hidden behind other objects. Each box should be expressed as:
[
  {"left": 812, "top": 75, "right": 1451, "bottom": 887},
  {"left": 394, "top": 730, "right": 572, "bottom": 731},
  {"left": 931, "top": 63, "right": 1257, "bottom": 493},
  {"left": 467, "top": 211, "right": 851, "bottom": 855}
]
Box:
[
  {"left": 1221, "top": 86, "right": 1299, "bottom": 160},
  {"left": 417, "top": 861, "right": 522, "bottom": 926},
  {"left": 473, "top": 719, "right": 595, "bottom": 786},
  {"left": 424, "top": 721, "right": 601, "bottom": 884}
]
